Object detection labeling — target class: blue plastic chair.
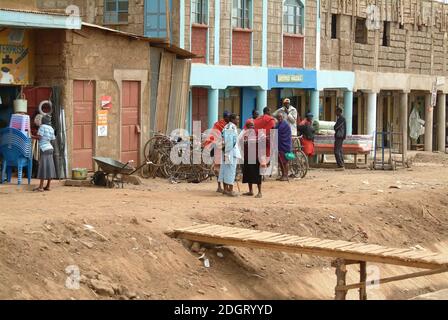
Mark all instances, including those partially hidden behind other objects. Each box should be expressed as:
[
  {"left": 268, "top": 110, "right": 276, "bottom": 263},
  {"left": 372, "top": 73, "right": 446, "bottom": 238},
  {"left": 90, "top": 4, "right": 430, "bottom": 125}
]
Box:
[{"left": 0, "top": 128, "right": 33, "bottom": 185}]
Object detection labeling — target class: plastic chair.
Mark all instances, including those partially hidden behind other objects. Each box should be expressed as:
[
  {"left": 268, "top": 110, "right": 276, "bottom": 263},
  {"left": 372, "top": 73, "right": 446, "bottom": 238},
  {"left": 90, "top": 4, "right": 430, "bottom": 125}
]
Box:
[
  {"left": 9, "top": 114, "right": 31, "bottom": 136},
  {"left": 0, "top": 128, "right": 33, "bottom": 185}
]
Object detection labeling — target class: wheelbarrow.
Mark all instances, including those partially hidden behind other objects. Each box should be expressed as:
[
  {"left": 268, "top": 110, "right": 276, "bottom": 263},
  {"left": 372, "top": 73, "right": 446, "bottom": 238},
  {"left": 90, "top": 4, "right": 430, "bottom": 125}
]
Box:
[{"left": 92, "top": 157, "right": 151, "bottom": 188}]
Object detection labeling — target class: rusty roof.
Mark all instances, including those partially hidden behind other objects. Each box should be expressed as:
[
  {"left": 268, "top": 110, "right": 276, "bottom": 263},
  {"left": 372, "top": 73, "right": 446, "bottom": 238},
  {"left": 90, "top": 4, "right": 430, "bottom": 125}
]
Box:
[{"left": 81, "top": 22, "right": 196, "bottom": 59}]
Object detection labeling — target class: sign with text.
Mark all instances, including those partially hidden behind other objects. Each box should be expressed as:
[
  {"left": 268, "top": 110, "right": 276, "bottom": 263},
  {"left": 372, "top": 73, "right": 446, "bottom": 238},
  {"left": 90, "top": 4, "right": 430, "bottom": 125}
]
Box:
[
  {"left": 277, "top": 74, "right": 304, "bottom": 83},
  {"left": 101, "top": 95, "right": 112, "bottom": 109},
  {"left": 0, "top": 28, "right": 33, "bottom": 85},
  {"left": 97, "top": 110, "right": 108, "bottom": 137}
]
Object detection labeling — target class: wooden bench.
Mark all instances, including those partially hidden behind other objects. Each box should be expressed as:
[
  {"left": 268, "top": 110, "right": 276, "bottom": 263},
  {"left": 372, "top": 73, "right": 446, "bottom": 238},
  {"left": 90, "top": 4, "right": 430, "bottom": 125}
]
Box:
[
  {"left": 173, "top": 224, "right": 448, "bottom": 300},
  {"left": 314, "top": 147, "right": 370, "bottom": 169}
]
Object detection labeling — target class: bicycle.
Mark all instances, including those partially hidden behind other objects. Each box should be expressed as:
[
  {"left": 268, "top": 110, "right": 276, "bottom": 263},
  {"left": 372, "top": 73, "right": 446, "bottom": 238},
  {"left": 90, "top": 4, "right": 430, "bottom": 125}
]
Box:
[{"left": 290, "top": 136, "right": 309, "bottom": 179}]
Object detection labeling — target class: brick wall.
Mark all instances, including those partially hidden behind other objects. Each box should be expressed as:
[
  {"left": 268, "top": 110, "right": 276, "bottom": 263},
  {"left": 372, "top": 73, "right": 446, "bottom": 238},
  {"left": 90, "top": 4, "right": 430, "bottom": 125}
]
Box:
[
  {"left": 232, "top": 30, "right": 252, "bottom": 66},
  {"left": 34, "top": 29, "right": 66, "bottom": 86},
  {"left": 191, "top": 25, "right": 207, "bottom": 63},
  {"left": 252, "top": 0, "right": 263, "bottom": 66},
  {"left": 267, "top": 0, "right": 282, "bottom": 67},
  {"left": 319, "top": 0, "right": 448, "bottom": 77},
  {"left": 283, "top": 35, "right": 304, "bottom": 68},
  {"left": 220, "top": 0, "right": 232, "bottom": 65}
]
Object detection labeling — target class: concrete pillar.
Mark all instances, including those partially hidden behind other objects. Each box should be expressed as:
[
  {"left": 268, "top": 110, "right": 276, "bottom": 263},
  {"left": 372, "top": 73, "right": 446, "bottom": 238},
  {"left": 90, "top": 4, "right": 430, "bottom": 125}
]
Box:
[
  {"left": 367, "top": 92, "right": 377, "bottom": 137},
  {"left": 310, "top": 90, "right": 320, "bottom": 120},
  {"left": 400, "top": 92, "right": 409, "bottom": 158},
  {"left": 344, "top": 90, "right": 354, "bottom": 136},
  {"left": 208, "top": 88, "right": 219, "bottom": 129},
  {"left": 256, "top": 89, "right": 267, "bottom": 115},
  {"left": 424, "top": 93, "right": 433, "bottom": 152},
  {"left": 437, "top": 93, "right": 446, "bottom": 152}
]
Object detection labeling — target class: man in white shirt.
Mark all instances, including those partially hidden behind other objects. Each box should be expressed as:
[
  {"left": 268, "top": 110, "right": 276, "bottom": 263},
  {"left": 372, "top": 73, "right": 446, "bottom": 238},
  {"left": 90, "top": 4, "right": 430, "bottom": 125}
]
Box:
[{"left": 273, "top": 98, "right": 298, "bottom": 136}]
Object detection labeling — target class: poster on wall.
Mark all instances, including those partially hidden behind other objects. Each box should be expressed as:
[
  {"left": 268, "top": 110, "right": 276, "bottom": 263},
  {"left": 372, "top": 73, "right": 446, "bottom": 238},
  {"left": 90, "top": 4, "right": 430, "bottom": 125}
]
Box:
[
  {"left": 97, "top": 110, "right": 108, "bottom": 137},
  {"left": 0, "top": 28, "right": 33, "bottom": 85},
  {"left": 101, "top": 96, "right": 112, "bottom": 109}
]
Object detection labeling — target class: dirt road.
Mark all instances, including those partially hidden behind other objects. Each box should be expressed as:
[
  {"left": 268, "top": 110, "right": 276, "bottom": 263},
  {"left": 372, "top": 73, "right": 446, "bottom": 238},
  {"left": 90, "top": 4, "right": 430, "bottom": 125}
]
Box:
[{"left": 0, "top": 152, "right": 447, "bottom": 300}]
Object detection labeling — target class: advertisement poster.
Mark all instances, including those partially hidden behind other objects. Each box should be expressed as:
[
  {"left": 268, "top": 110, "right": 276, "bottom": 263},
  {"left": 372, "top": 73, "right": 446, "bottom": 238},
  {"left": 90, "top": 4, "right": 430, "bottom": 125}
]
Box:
[
  {"left": 0, "top": 28, "right": 33, "bottom": 85},
  {"left": 97, "top": 110, "right": 108, "bottom": 137},
  {"left": 101, "top": 96, "right": 112, "bottom": 109}
]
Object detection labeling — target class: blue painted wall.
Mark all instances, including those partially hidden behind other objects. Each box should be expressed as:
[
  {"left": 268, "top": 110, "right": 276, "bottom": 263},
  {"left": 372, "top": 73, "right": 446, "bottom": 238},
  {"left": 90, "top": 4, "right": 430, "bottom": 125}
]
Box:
[{"left": 242, "top": 88, "right": 257, "bottom": 125}]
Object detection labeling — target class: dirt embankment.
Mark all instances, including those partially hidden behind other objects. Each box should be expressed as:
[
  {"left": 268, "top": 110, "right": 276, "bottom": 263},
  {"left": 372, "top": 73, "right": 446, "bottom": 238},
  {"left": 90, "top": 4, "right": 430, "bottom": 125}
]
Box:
[{"left": 0, "top": 152, "right": 447, "bottom": 300}]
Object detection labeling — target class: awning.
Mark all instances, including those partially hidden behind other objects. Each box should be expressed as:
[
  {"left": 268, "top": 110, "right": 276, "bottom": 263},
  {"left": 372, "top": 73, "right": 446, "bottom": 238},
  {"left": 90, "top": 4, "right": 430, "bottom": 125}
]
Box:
[{"left": 0, "top": 8, "right": 81, "bottom": 29}]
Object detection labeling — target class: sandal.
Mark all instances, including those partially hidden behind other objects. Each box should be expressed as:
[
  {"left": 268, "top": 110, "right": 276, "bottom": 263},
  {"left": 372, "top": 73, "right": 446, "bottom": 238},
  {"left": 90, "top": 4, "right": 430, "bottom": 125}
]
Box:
[
  {"left": 243, "top": 192, "right": 254, "bottom": 196},
  {"left": 44, "top": 188, "right": 51, "bottom": 191}
]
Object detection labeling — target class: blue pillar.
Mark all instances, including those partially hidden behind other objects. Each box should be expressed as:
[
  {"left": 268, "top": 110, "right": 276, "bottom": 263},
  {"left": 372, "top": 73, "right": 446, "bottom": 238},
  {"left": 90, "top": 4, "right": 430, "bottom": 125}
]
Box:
[
  {"left": 310, "top": 90, "right": 320, "bottom": 120},
  {"left": 256, "top": 89, "right": 267, "bottom": 115},
  {"left": 208, "top": 88, "right": 219, "bottom": 129},
  {"left": 344, "top": 90, "right": 354, "bottom": 136}
]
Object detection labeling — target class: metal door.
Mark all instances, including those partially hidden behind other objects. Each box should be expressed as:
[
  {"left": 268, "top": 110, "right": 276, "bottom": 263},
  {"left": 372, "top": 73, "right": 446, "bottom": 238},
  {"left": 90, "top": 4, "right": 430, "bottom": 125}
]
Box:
[
  {"left": 121, "top": 81, "right": 140, "bottom": 164},
  {"left": 73, "top": 80, "right": 95, "bottom": 170}
]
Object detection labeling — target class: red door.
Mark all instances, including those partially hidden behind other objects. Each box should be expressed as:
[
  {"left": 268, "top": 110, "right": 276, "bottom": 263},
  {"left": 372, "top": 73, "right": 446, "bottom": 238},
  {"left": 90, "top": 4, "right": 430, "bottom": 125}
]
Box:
[
  {"left": 23, "top": 87, "right": 52, "bottom": 136},
  {"left": 73, "top": 80, "right": 95, "bottom": 170},
  {"left": 192, "top": 88, "right": 208, "bottom": 132},
  {"left": 121, "top": 81, "right": 140, "bottom": 164}
]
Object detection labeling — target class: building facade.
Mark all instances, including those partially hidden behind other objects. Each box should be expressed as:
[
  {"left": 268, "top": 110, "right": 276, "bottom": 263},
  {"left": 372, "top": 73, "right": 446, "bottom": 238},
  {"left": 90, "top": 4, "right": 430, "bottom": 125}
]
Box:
[{"left": 36, "top": 0, "right": 448, "bottom": 153}]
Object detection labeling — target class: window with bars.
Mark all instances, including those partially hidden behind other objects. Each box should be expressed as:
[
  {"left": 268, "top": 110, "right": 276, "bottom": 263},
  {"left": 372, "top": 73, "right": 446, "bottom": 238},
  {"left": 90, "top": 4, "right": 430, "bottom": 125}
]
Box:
[
  {"left": 283, "top": 0, "right": 304, "bottom": 34},
  {"left": 232, "top": 0, "right": 251, "bottom": 29},
  {"left": 104, "top": 0, "right": 128, "bottom": 24},
  {"left": 191, "top": 0, "right": 208, "bottom": 25}
]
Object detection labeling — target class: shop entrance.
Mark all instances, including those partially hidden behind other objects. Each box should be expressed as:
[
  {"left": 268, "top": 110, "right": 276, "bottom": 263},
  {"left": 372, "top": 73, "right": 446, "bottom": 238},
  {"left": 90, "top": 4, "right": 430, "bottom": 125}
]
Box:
[
  {"left": 73, "top": 80, "right": 95, "bottom": 171},
  {"left": 121, "top": 81, "right": 141, "bottom": 164}
]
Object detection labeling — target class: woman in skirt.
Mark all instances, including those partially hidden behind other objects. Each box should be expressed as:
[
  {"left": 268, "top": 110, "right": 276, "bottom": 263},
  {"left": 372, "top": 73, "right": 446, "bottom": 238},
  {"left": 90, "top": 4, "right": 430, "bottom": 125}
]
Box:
[
  {"left": 241, "top": 119, "right": 262, "bottom": 198},
  {"left": 32, "top": 115, "right": 56, "bottom": 192}
]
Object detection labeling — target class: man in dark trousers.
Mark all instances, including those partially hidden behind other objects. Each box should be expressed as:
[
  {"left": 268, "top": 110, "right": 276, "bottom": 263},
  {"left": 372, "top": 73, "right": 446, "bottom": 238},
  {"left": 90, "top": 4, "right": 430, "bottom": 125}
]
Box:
[{"left": 334, "top": 107, "right": 347, "bottom": 170}]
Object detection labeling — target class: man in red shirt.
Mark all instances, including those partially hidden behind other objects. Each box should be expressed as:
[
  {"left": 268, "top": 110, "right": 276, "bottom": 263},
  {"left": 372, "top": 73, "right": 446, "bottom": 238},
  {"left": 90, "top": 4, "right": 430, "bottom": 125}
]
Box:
[
  {"left": 254, "top": 107, "right": 276, "bottom": 163},
  {"left": 203, "top": 111, "right": 231, "bottom": 193}
]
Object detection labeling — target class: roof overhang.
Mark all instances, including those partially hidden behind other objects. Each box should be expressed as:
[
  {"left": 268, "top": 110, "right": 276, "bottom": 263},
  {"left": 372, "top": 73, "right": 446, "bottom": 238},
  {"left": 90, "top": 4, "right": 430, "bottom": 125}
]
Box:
[{"left": 0, "top": 8, "right": 81, "bottom": 29}]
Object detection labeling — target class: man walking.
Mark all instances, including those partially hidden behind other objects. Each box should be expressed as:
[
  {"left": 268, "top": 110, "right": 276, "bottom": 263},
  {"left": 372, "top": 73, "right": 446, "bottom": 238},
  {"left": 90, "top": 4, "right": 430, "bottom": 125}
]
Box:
[{"left": 334, "top": 107, "right": 347, "bottom": 170}]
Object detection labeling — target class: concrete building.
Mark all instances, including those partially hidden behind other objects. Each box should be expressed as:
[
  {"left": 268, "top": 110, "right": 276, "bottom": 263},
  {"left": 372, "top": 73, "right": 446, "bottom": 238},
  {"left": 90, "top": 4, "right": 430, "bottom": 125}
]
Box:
[
  {"left": 1, "top": 1, "right": 193, "bottom": 174},
  {"left": 319, "top": 0, "right": 448, "bottom": 153}
]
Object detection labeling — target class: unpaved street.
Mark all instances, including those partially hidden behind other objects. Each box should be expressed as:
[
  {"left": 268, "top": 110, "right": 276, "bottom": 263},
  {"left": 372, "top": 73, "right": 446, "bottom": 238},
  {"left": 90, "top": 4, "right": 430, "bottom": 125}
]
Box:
[{"left": 0, "top": 152, "right": 447, "bottom": 300}]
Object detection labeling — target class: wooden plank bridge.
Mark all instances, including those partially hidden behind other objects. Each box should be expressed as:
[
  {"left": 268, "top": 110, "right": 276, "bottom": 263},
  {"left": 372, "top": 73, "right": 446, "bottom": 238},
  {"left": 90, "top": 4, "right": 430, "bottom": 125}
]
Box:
[{"left": 173, "top": 224, "right": 448, "bottom": 300}]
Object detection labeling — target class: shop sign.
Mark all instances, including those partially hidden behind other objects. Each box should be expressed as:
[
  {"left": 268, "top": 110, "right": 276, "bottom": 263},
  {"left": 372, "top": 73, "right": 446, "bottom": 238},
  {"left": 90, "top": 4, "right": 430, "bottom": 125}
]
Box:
[
  {"left": 101, "top": 96, "right": 112, "bottom": 109},
  {"left": 0, "top": 29, "right": 33, "bottom": 85},
  {"left": 97, "top": 110, "right": 108, "bottom": 137},
  {"left": 277, "top": 74, "right": 304, "bottom": 83}
]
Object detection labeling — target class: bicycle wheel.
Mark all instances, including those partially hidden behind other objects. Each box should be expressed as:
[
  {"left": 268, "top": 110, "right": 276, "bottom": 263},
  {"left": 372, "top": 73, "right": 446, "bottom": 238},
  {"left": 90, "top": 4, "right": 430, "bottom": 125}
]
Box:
[{"left": 290, "top": 150, "right": 309, "bottom": 179}]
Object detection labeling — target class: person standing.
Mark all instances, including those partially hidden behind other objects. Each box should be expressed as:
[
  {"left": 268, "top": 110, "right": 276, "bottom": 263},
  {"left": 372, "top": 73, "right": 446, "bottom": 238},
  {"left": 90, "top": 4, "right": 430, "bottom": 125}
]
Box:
[
  {"left": 275, "top": 112, "right": 292, "bottom": 181},
  {"left": 298, "top": 112, "right": 316, "bottom": 157},
  {"left": 273, "top": 98, "right": 298, "bottom": 136},
  {"left": 204, "top": 111, "right": 231, "bottom": 193},
  {"left": 241, "top": 119, "right": 262, "bottom": 198},
  {"left": 334, "top": 107, "right": 347, "bottom": 170},
  {"left": 218, "top": 114, "right": 241, "bottom": 197},
  {"left": 244, "top": 109, "right": 260, "bottom": 129},
  {"left": 32, "top": 115, "right": 56, "bottom": 192}
]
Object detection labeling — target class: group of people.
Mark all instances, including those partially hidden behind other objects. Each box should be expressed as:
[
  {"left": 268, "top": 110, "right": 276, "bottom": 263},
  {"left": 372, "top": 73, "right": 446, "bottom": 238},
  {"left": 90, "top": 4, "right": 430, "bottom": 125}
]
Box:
[{"left": 208, "top": 98, "right": 348, "bottom": 197}]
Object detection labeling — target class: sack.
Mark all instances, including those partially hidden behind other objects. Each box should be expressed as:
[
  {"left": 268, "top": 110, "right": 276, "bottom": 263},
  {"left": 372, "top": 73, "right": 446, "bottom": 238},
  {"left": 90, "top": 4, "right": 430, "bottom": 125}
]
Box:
[{"left": 285, "top": 152, "right": 296, "bottom": 161}]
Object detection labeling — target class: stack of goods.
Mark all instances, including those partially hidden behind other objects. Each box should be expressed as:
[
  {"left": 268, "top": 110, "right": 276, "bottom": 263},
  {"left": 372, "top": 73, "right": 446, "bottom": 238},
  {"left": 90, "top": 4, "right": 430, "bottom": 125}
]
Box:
[
  {"left": 9, "top": 114, "right": 31, "bottom": 137},
  {"left": 314, "top": 135, "right": 374, "bottom": 153},
  {"left": 313, "top": 120, "right": 335, "bottom": 135}
]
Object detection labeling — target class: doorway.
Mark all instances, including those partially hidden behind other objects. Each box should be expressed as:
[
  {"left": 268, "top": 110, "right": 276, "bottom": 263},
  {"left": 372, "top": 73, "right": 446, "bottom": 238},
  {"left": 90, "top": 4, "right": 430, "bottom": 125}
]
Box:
[{"left": 121, "top": 81, "right": 141, "bottom": 164}]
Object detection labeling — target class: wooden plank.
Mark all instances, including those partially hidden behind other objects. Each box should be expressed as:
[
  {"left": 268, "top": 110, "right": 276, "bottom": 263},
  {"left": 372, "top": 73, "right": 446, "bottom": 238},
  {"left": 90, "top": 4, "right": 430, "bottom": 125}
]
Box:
[
  {"left": 173, "top": 225, "right": 448, "bottom": 269},
  {"left": 155, "top": 52, "right": 175, "bottom": 133}
]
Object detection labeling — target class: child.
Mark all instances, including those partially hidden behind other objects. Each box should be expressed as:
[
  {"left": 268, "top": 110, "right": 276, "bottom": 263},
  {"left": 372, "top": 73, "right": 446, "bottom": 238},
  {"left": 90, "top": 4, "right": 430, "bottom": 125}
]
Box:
[{"left": 32, "top": 115, "right": 56, "bottom": 191}]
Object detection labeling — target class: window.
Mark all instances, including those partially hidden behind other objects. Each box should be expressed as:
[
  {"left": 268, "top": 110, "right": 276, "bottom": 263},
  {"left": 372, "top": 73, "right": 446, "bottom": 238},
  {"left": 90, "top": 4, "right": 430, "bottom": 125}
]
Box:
[
  {"left": 192, "top": 0, "right": 208, "bottom": 25},
  {"left": 355, "top": 18, "right": 368, "bottom": 44},
  {"left": 104, "top": 0, "right": 128, "bottom": 24},
  {"left": 382, "top": 21, "right": 391, "bottom": 46},
  {"left": 232, "top": 0, "right": 251, "bottom": 29},
  {"left": 331, "top": 14, "right": 339, "bottom": 39},
  {"left": 144, "top": 0, "right": 168, "bottom": 38},
  {"left": 283, "top": 0, "right": 304, "bottom": 34}
]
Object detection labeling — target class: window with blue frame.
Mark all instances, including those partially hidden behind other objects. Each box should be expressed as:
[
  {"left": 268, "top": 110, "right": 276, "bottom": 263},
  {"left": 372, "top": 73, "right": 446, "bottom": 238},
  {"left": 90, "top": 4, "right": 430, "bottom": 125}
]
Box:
[
  {"left": 232, "top": 0, "right": 251, "bottom": 29},
  {"left": 104, "top": 0, "right": 129, "bottom": 24},
  {"left": 283, "top": 0, "right": 304, "bottom": 34},
  {"left": 191, "top": 0, "right": 208, "bottom": 25},
  {"left": 144, "top": 0, "right": 168, "bottom": 38}
]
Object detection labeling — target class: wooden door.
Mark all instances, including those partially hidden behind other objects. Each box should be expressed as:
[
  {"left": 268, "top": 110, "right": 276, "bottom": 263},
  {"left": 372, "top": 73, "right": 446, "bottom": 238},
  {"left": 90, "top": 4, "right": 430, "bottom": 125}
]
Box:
[
  {"left": 73, "top": 80, "right": 95, "bottom": 170},
  {"left": 121, "top": 81, "right": 141, "bottom": 164},
  {"left": 192, "top": 88, "right": 208, "bottom": 131}
]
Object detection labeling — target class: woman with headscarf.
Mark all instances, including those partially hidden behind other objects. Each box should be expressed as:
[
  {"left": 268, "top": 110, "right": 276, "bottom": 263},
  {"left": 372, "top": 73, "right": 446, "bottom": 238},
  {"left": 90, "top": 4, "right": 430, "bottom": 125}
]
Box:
[
  {"left": 218, "top": 114, "right": 241, "bottom": 197},
  {"left": 32, "top": 115, "right": 56, "bottom": 192},
  {"left": 240, "top": 119, "right": 262, "bottom": 198}
]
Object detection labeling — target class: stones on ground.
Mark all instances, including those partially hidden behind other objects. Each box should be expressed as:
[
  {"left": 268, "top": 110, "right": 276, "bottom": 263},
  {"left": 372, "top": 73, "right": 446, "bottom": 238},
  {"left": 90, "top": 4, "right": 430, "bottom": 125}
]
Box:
[
  {"left": 197, "top": 290, "right": 205, "bottom": 295},
  {"left": 89, "top": 279, "right": 115, "bottom": 296},
  {"left": 216, "top": 252, "right": 224, "bottom": 258},
  {"left": 130, "top": 217, "right": 139, "bottom": 225}
]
